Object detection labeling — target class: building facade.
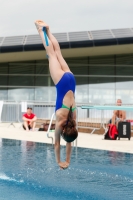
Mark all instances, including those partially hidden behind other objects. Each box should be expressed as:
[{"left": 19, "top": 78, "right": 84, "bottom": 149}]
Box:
[{"left": 0, "top": 28, "right": 133, "bottom": 104}]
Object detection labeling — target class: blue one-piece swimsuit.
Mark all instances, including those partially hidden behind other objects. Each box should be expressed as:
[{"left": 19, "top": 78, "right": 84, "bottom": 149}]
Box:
[{"left": 55, "top": 72, "right": 76, "bottom": 111}]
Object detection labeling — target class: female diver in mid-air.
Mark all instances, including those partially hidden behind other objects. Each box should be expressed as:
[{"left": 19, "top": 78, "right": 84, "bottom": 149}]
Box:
[{"left": 35, "top": 20, "right": 78, "bottom": 169}]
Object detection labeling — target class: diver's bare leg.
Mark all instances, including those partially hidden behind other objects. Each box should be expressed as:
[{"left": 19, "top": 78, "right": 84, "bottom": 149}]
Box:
[
  {"left": 47, "top": 28, "right": 71, "bottom": 73},
  {"left": 35, "top": 21, "right": 64, "bottom": 85}
]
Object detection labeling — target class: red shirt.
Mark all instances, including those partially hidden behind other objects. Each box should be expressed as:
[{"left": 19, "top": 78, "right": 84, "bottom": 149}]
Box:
[{"left": 23, "top": 113, "right": 35, "bottom": 124}]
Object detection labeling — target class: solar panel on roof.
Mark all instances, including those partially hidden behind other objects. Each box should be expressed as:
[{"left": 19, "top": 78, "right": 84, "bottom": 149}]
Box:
[
  {"left": 90, "top": 30, "right": 114, "bottom": 40},
  {"left": 52, "top": 33, "right": 68, "bottom": 42},
  {"left": 2, "top": 36, "right": 24, "bottom": 46},
  {"left": 68, "top": 31, "right": 89, "bottom": 41},
  {"left": 0, "top": 28, "right": 133, "bottom": 50},
  {"left": 0, "top": 37, "right": 4, "bottom": 45},
  {"left": 25, "top": 35, "right": 42, "bottom": 44},
  {"left": 111, "top": 28, "right": 133, "bottom": 38},
  {"left": 25, "top": 33, "right": 68, "bottom": 44}
]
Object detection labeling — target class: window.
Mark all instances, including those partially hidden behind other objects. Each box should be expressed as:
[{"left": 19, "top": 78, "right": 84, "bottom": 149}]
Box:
[
  {"left": 0, "top": 75, "right": 8, "bottom": 86},
  {"left": 89, "top": 77, "right": 115, "bottom": 104},
  {"left": 0, "top": 88, "right": 7, "bottom": 100},
  {"left": 89, "top": 55, "right": 115, "bottom": 75},
  {"left": 9, "top": 62, "right": 35, "bottom": 74},
  {"left": 8, "top": 76, "right": 34, "bottom": 86},
  {"left": 8, "top": 88, "right": 34, "bottom": 101}
]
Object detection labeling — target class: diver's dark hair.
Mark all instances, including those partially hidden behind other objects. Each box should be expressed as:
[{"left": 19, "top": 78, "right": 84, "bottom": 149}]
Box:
[{"left": 61, "top": 106, "right": 78, "bottom": 143}]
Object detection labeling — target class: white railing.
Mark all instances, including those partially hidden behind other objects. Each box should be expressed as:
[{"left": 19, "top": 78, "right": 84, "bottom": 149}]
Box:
[
  {"left": 76, "top": 103, "right": 103, "bottom": 134},
  {"left": 1, "top": 101, "right": 133, "bottom": 132},
  {"left": 1, "top": 101, "right": 133, "bottom": 146},
  {"left": 0, "top": 101, "right": 98, "bottom": 123},
  {"left": 1, "top": 101, "right": 56, "bottom": 123}
]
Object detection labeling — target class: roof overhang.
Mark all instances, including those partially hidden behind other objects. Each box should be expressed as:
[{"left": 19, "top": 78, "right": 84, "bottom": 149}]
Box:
[{"left": 0, "top": 43, "right": 133, "bottom": 63}]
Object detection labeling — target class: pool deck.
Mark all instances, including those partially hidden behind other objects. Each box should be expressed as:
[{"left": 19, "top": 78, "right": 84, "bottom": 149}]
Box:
[{"left": 0, "top": 123, "right": 133, "bottom": 154}]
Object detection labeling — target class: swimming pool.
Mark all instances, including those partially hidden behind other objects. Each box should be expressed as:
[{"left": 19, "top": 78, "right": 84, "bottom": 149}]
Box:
[{"left": 0, "top": 139, "right": 133, "bottom": 200}]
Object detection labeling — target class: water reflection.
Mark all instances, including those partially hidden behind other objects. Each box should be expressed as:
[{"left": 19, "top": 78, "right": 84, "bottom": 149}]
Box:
[
  {"left": 107, "top": 151, "right": 124, "bottom": 165},
  {"left": 0, "top": 138, "right": 21, "bottom": 146},
  {"left": 26, "top": 141, "right": 36, "bottom": 151}
]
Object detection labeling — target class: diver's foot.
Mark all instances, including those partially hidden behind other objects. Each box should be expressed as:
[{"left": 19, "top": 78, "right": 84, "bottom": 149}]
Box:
[{"left": 34, "top": 20, "right": 49, "bottom": 31}]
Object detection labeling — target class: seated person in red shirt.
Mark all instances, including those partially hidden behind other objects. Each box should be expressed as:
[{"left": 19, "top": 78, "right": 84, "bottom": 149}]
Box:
[{"left": 22, "top": 107, "right": 37, "bottom": 131}]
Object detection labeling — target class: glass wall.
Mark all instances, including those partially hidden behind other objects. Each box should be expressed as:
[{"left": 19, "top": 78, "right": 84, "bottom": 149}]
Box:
[
  {"left": 0, "top": 54, "right": 133, "bottom": 104},
  {"left": 115, "top": 54, "right": 133, "bottom": 104},
  {"left": 89, "top": 56, "right": 115, "bottom": 104}
]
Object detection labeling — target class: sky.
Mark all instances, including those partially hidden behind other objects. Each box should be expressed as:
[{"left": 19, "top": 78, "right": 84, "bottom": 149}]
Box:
[{"left": 0, "top": 0, "right": 133, "bottom": 37}]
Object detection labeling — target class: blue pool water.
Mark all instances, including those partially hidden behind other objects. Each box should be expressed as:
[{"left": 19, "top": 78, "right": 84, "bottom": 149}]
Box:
[{"left": 0, "top": 139, "right": 133, "bottom": 200}]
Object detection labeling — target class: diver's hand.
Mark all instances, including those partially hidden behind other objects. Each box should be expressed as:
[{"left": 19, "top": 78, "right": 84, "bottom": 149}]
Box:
[
  {"left": 58, "top": 161, "right": 69, "bottom": 169},
  {"left": 64, "top": 161, "right": 70, "bottom": 168}
]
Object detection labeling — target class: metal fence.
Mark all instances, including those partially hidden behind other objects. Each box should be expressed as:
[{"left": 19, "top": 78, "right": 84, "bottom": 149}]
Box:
[
  {"left": 76, "top": 103, "right": 103, "bottom": 134},
  {"left": 1, "top": 101, "right": 19, "bottom": 123},
  {"left": 1, "top": 101, "right": 56, "bottom": 123},
  {"left": 0, "top": 101, "right": 133, "bottom": 132}
]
